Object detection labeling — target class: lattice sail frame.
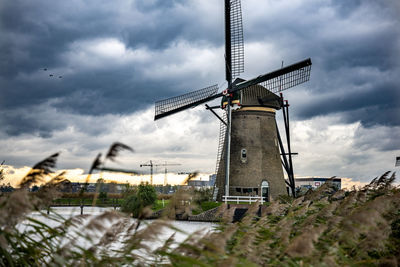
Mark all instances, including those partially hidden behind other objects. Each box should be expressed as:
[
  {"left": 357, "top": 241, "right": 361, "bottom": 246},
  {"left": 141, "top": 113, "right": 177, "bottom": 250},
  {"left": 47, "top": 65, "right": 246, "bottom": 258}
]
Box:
[
  {"left": 215, "top": 111, "right": 227, "bottom": 174},
  {"left": 232, "top": 59, "right": 312, "bottom": 95},
  {"left": 155, "top": 84, "right": 219, "bottom": 118},
  {"left": 230, "top": 0, "right": 244, "bottom": 78},
  {"left": 262, "top": 63, "right": 312, "bottom": 93}
]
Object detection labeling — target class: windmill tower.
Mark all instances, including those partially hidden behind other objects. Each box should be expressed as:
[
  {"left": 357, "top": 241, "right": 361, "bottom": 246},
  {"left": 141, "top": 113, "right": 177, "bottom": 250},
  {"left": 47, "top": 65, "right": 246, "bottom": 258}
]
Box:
[{"left": 154, "top": 0, "right": 312, "bottom": 201}]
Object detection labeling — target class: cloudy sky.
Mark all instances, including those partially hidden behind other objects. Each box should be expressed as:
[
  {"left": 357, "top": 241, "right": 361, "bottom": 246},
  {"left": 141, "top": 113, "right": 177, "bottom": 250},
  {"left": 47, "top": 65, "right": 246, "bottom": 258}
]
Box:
[{"left": 1, "top": 0, "right": 399, "bottom": 185}]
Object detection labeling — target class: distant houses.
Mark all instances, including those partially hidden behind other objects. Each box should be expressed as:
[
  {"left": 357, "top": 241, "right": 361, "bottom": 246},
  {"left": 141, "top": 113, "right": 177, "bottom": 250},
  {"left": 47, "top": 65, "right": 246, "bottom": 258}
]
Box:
[
  {"left": 294, "top": 177, "right": 341, "bottom": 190},
  {"left": 187, "top": 174, "right": 216, "bottom": 188},
  {"left": 2, "top": 175, "right": 341, "bottom": 195}
]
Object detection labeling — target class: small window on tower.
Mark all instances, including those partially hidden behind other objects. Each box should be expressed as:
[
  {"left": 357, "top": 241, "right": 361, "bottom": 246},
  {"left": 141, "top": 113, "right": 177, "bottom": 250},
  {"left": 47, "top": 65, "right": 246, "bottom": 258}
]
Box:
[{"left": 241, "top": 148, "right": 247, "bottom": 163}]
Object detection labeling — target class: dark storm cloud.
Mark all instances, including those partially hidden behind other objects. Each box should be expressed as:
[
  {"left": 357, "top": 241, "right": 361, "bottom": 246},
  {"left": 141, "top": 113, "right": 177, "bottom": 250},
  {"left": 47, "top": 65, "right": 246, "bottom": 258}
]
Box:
[
  {"left": 297, "top": 81, "right": 400, "bottom": 127},
  {"left": 242, "top": 0, "right": 400, "bottom": 127},
  {"left": 1, "top": 0, "right": 399, "bottom": 139},
  {"left": 0, "top": 0, "right": 223, "bottom": 136}
]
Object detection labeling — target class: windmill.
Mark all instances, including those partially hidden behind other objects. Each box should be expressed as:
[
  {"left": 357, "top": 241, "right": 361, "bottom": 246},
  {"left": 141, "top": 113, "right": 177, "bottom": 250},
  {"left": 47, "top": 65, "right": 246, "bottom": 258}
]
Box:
[{"left": 154, "top": 0, "right": 312, "bottom": 201}]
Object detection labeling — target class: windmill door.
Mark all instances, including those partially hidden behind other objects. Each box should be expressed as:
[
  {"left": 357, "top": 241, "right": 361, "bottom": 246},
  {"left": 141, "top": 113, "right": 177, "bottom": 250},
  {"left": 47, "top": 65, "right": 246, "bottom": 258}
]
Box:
[{"left": 261, "top": 180, "right": 270, "bottom": 202}]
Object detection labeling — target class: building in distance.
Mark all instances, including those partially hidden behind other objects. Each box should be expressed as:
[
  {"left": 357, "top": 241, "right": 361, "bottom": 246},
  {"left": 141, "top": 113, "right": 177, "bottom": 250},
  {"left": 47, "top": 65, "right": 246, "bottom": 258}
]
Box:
[{"left": 294, "top": 177, "right": 341, "bottom": 191}]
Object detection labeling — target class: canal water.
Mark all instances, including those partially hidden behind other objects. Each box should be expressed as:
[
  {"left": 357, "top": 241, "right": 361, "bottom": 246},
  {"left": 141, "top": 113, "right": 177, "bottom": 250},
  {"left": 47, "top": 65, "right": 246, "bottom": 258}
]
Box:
[{"left": 19, "top": 207, "right": 217, "bottom": 261}]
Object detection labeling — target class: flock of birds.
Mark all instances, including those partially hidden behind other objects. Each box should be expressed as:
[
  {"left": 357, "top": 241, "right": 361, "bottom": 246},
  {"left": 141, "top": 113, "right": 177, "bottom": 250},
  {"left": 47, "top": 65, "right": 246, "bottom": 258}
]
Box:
[{"left": 43, "top": 68, "right": 62, "bottom": 79}]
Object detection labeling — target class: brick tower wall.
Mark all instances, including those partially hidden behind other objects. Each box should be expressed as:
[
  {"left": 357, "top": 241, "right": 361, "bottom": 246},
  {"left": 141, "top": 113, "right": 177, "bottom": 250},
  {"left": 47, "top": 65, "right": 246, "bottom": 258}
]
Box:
[{"left": 215, "top": 108, "right": 287, "bottom": 201}]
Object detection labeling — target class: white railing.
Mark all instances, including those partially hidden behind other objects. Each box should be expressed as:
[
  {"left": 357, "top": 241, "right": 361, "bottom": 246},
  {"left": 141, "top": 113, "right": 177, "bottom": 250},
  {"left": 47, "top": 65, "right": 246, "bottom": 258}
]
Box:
[{"left": 222, "top": 195, "right": 264, "bottom": 205}]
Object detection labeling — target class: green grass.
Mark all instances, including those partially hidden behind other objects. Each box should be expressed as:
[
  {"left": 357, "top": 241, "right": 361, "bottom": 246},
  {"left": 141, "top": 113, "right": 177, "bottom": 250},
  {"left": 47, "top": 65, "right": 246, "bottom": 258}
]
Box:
[
  {"left": 200, "top": 201, "right": 222, "bottom": 211},
  {"left": 191, "top": 201, "right": 222, "bottom": 215},
  {"left": 152, "top": 199, "right": 170, "bottom": 211},
  {"left": 52, "top": 197, "right": 123, "bottom": 206}
]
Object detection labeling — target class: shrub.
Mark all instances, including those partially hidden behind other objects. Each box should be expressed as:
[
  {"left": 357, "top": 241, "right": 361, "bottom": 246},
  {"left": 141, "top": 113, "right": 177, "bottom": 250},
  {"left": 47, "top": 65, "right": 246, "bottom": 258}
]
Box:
[
  {"left": 121, "top": 193, "right": 141, "bottom": 217},
  {"left": 137, "top": 183, "right": 157, "bottom": 207},
  {"left": 121, "top": 183, "right": 156, "bottom": 217},
  {"left": 99, "top": 191, "right": 107, "bottom": 200}
]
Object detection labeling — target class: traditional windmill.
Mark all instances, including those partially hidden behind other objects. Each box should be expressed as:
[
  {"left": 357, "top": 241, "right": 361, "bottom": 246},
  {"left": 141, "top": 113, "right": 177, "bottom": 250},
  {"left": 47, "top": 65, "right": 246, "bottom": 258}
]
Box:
[{"left": 154, "top": 0, "right": 312, "bottom": 201}]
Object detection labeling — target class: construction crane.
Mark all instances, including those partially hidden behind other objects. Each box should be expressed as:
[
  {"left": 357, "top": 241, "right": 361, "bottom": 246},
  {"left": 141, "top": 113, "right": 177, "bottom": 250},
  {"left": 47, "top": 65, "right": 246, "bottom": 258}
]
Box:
[{"left": 140, "top": 161, "right": 181, "bottom": 185}]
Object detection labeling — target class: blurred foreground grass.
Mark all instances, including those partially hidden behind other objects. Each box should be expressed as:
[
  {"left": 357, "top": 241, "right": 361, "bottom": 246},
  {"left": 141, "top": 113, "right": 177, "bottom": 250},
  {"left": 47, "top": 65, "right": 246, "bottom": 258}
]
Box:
[{"left": 1, "top": 149, "right": 399, "bottom": 266}]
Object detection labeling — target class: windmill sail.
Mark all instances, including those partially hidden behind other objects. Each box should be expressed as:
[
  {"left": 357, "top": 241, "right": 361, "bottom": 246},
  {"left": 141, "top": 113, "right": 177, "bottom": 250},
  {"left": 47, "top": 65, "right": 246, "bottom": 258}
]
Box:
[
  {"left": 212, "top": 111, "right": 227, "bottom": 201},
  {"left": 155, "top": 84, "right": 220, "bottom": 120},
  {"left": 215, "top": 111, "right": 227, "bottom": 174},
  {"left": 262, "top": 60, "right": 312, "bottom": 93},
  {"left": 230, "top": 0, "right": 244, "bottom": 79},
  {"left": 233, "top": 58, "right": 312, "bottom": 94}
]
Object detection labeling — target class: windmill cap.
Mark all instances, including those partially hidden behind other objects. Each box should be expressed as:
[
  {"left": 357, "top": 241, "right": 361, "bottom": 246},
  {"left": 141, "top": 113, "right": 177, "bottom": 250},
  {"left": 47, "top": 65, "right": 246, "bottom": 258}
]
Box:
[{"left": 237, "top": 81, "right": 281, "bottom": 109}]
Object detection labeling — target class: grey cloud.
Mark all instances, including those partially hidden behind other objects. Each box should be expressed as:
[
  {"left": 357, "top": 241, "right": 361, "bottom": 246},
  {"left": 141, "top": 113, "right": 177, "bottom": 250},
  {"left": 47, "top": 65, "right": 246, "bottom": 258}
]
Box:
[
  {"left": 242, "top": 0, "right": 400, "bottom": 128},
  {"left": 1, "top": 0, "right": 399, "bottom": 142},
  {"left": 295, "top": 82, "right": 400, "bottom": 126},
  {"left": 353, "top": 125, "right": 400, "bottom": 152}
]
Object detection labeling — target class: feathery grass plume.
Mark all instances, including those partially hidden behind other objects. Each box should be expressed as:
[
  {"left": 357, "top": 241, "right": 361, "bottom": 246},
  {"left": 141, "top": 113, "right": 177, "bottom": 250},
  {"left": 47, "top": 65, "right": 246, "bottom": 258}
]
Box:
[
  {"left": 83, "top": 211, "right": 127, "bottom": 256},
  {"left": 97, "top": 218, "right": 131, "bottom": 247},
  {"left": 34, "top": 171, "right": 67, "bottom": 207},
  {"left": 1, "top": 171, "right": 400, "bottom": 265},
  {"left": 0, "top": 189, "right": 33, "bottom": 228},
  {"left": 123, "top": 219, "right": 172, "bottom": 258},
  {"left": 154, "top": 233, "right": 176, "bottom": 264},
  {"left": 170, "top": 228, "right": 211, "bottom": 259},
  {"left": 304, "top": 176, "right": 337, "bottom": 202},
  {"left": 0, "top": 168, "right": 5, "bottom": 183},
  {"left": 202, "top": 223, "right": 239, "bottom": 255},
  {"left": 368, "top": 171, "right": 394, "bottom": 189},
  {"left": 0, "top": 154, "right": 61, "bottom": 228},
  {"left": 92, "top": 143, "right": 133, "bottom": 206},
  {"left": 285, "top": 225, "right": 327, "bottom": 257},
  {"left": 105, "top": 142, "right": 134, "bottom": 162},
  {"left": 181, "top": 171, "right": 199, "bottom": 185},
  {"left": 80, "top": 153, "right": 102, "bottom": 196},
  {"left": 366, "top": 171, "right": 396, "bottom": 199},
  {"left": 18, "top": 152, "right": 60, "bottom": 188},
  {"left": 89, "top": 153, "right": 102, "bottom": 175},
  {"left": 163, "top": 187, "right": 195, "bottom": 220}
]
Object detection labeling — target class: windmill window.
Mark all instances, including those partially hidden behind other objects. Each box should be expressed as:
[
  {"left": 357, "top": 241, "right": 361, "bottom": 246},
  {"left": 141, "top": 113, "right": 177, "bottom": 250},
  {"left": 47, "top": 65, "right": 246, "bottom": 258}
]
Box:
[
  {"left": 241, "top": 149, "right": 247, "bottom": 163},
  {"left": 243, "top": 188, "right": 252, "bottom": 193}
]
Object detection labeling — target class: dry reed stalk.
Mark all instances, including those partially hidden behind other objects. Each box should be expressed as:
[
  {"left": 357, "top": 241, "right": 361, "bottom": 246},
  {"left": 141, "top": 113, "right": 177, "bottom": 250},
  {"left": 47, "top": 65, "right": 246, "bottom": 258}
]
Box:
[
  {"left": 232, "top": 226, "right": 258, "bottom": 258},
  {"left": 105, "top": 142, "right": 134, "bottom": 162},
  {"left": 264, "top": 201, "right": 289, "bottom": 217},
  {"left": 171, "top": 229, "right": 211, "bottom": 259},
  {"left": 273, "top": 217, "right": 294, "bottom": 247},
  {"left": 18, "top": 152, "right": 60, "bottom": 188},
  {"left": 162, "top": 187, "right": 194, "bottom": 220},
  {"left": 81, "top": 153, "right": 102, "bottom": 194},
  {"left": 92, "top": 142, "right": 134, "bottom": 206},
  {"left": 240, "top": 201, "right": 261, "bottom": 225},
  {"left": 0, "top": 189, "right": 33, "bottom": 228},
  {"left": 90, "top": 217, "right": 131, "bottom": 256},
  {"left": 202, "top": 223, "right": 239, "bottom": 254},
  {"left": 285, "top": 225, "right": 327, "bottom": 257},
  {"left": 123, "top": 219, "right": 172, "bottom": 255}
]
